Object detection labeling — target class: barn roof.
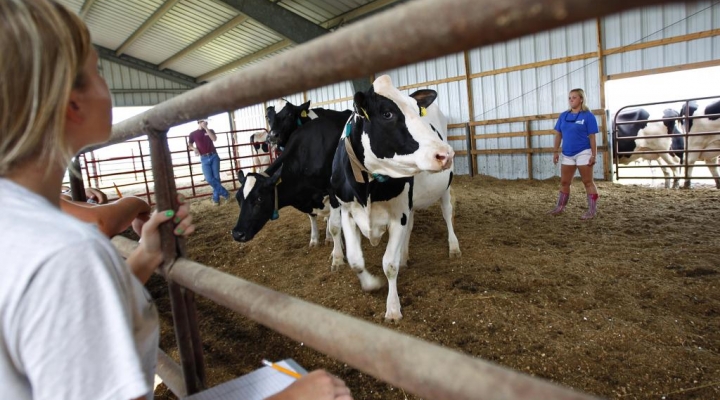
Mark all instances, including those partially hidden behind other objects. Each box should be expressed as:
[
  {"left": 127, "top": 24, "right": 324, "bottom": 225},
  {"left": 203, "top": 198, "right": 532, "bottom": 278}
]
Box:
[{"left": 58, "top": 0, "right": 404, "bottom": 90}]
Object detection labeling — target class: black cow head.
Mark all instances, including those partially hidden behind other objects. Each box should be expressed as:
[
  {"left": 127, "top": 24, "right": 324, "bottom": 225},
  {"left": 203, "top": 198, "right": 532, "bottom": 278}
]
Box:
[
  {"left": 266, "top": 100, "right": 312, "bottom": 148},
  {"left": 679, "top": 100, "right": 699, "bottom": 131},
  {"left": 231, "top": 166, "right": 282, "bottom": 242},
  {"left": 347, "top": 75, "right": 453, "bottom": 178}
]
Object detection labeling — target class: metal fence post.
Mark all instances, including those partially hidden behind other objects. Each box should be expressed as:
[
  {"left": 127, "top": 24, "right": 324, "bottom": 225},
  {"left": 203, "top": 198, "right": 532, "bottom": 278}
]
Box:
[{"left": 148, "top": 128, "right": 206, "bottom": 394}]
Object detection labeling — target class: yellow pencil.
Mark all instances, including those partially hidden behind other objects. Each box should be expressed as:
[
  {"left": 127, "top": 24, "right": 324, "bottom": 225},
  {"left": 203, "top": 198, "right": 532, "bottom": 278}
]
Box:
[{"left": 262, "top": 359, "right": 302, "bottom": 379}]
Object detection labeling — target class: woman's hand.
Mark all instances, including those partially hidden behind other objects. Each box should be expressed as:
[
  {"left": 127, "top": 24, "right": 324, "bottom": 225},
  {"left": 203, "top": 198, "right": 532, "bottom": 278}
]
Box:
[
  {"left": 267, "top": 370, "right": 353, "bottom": 400},
  {"left": 127, "top": 194, "right": 195, "bottom": 283},
  {"left": 553, "top": 152, "right": 560, "bottom": 164},
  {"left": 588, "top": 154, "right": 596, "bottom": 166}
]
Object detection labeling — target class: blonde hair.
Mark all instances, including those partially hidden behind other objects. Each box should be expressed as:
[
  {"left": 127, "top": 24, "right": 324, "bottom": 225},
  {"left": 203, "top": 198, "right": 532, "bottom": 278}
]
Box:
[
  {"left": 569, "top": 88, "right": 590, "bottom": 112},
  {"left": 0, "top": 0, "right": 91, "bottom": 176}
]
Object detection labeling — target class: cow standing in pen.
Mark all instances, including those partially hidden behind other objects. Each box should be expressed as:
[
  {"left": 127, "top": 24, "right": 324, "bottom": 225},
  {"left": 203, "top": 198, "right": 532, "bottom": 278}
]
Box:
[
  {"left": 330, "top": 75, "right": 455, "bottom": 321},
  {"left": 679, "top": 99, "right": 720, "bottom": 188},
  {"left": 248, "top": 130, "right": 275, "bottom": 173}
]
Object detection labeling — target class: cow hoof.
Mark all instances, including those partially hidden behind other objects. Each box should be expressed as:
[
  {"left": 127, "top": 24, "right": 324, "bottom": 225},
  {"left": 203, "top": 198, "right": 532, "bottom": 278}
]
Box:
[
  {"left": 309, "top": 241, "right": 320, "bottom": 248},
  {"left": 330, "top": 257, "right": 345, "bottom": 271},
  {"left": 449, "top": 248, "right": 462, "bottom": 258},
  {"left": 360, "top": 275, "right": 384, "bottom": 292},
  {"left": 384, "top": 310, "right": 403, "bottom": 322}
]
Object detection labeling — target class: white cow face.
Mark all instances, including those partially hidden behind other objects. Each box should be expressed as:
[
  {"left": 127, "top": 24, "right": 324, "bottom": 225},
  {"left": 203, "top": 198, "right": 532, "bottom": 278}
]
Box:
[{"left": 352, "top": 75, "right": 454, "bottom": 178}]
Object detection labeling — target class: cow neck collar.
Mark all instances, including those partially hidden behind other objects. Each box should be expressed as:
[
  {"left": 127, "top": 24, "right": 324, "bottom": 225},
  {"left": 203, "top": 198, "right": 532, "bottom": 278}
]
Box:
[
  {"left": 342, "top": 112, "right": 389, "bottom": 183},
  {"left": 258, "top": 171, "right": 281, "bottom": 220},
  {"left": 296, "top": 109, "right": 319, "bottom": 127}
]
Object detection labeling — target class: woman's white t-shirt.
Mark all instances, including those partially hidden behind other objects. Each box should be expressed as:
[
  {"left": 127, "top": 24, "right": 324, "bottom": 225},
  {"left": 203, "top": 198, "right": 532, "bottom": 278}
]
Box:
[{"left": 0, "top": 178, "right": 159, "bottom": 400}]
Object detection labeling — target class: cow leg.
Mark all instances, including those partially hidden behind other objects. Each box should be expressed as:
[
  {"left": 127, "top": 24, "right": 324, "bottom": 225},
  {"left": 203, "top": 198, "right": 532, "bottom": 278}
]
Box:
[
  {"left": 400, "top": 211, "right": 414, "bottom": 268},
  {"left": 341, "top": 209, "right": 382, "bottom": 291},
  {"left": 708, "top": 156, "right": 720, "bottom": 189},
  {"left": 328, "top": 208, "right": 345, "bottom": 270},
  {"left": 324, "top": 217, "right": 333, "bottom": 244},
  {"left": 683, "top": 152, "right": 699, "bottom": 189},
  {"left": 383, "top": 220, "right": 408, "bottom": 322},
  {"left": 308, "top": 214, "right": 320, "bottom": 247},
  {"left": 657, "top": 153, "right": 679, "bottom": 189},
  {"left": 440, "top": 189, "right": 461, "bottom": 258}
]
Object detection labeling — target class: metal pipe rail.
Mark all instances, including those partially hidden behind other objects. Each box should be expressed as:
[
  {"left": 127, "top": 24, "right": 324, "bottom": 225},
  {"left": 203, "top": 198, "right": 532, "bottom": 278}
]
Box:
[
  {"left": 111, "top": 236, "right": 597, "bottom": 400},
  {"left": 84, "top": 0, "right": 684, "bottom": 153}
]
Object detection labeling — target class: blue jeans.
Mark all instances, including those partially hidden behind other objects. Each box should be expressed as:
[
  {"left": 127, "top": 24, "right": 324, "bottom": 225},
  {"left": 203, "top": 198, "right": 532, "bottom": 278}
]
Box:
[{"left": 200, "top": 153, "right": 229, "bottom": 202}]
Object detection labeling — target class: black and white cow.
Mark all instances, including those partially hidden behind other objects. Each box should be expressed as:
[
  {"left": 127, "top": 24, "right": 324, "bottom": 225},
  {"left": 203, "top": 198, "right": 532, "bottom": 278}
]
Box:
[
  {"left": 330, "top": 75, "right": 455, "bottom": 321},
  {"left": 231, "top": 108, "right": 351, "bottom": 263},
  {"left": 266, "top": 100, "right": 348, "bottom": 151},
  {"left": 248, "top": 130, "right": 276, "bottom": 173},
  {"left": 679, "top": 99, "right": 720, "bottom": 188},
  {"left": 613, "top": 107, "right": 684, "bottom": 188}
]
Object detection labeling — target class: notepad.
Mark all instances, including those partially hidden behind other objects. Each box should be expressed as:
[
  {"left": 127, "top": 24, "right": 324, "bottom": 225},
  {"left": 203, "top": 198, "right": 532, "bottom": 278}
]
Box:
[{"left": 184, "top": 359, "right": 306, "bottom": 400}]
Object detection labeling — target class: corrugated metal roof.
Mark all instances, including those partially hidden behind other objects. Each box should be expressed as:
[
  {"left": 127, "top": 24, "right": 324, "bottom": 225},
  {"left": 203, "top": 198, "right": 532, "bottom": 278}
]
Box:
[{"left": 55, "top": 0, "right": 402, "bottom": 91}]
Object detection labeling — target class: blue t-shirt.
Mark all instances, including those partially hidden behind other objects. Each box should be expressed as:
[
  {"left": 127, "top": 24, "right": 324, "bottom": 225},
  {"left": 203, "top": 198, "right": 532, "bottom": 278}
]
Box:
[{"left": 554, "top": 110, "right": 598, "bottom": 157}]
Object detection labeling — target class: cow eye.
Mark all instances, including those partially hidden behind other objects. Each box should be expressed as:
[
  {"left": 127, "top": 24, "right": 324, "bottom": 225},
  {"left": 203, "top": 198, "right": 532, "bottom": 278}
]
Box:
[{"left": 383, "top": 111, "right": 393, "bottom": 120}]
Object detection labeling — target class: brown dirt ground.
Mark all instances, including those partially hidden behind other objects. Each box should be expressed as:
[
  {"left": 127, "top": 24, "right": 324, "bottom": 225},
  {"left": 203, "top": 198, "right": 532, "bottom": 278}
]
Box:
[{"left": 151, "top": 175, "right": 720, "bottom": 400}]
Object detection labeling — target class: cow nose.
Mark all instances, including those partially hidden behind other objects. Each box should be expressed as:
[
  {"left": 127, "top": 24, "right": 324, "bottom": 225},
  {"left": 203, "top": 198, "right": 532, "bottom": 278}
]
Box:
[
  {"left": 231, "top": 229, "right": 246, "bottom": 242},
  {"left": 435, "top": 149, "right": 454, "bottom": 169}
]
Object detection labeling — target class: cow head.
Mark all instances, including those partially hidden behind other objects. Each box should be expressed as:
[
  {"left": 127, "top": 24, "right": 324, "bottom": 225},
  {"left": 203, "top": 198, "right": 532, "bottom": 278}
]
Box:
[
  {"left": 679, "top": 100, "right": 699, "bottom": 131},
  {"left": 266, "top": 100, "right": 312, "bottom": 148},
  {"left": 347, "top": 75, "right": 454, "bottom": 178},
  {"left": 662, "top": 108, "right": 681, "bottom": 134},
  {"left": 231, "top": 166, "right": 282, "bottom": 242}
]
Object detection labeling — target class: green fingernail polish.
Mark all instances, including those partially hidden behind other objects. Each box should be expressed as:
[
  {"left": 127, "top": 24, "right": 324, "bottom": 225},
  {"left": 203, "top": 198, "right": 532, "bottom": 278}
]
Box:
[
  {"left": 174, "top": 216, "right": 181, "bottom": 224},
  {"left": 175, "top": 227, "right": 184, "bottom": 235},
  {"left": 165, "top": 210, "right": 175, "bottom": 218}
]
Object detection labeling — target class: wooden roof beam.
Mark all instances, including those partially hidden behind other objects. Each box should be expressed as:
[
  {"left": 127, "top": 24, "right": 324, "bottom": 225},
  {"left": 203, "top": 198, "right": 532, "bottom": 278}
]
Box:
[
  {"left": 158, "top": 15, "right": 249, "bottom": 71},
  {"left": 116, "top": 0, "right": 181, "bottom": 57}
]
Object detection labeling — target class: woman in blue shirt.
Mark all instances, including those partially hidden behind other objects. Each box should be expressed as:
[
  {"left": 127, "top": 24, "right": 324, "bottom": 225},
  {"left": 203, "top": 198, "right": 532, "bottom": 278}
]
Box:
[{"left": 549, "top": 88, "right": 599, "bottom": 220}]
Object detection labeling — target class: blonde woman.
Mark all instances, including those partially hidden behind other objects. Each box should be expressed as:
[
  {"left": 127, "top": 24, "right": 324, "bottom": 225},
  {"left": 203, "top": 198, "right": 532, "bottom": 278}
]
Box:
[
  {"left": 549, "top": 88, "right": 599, "bottom": 220},
  {"left": 0, "top": 2, "right": 351, "bottom": 399}
]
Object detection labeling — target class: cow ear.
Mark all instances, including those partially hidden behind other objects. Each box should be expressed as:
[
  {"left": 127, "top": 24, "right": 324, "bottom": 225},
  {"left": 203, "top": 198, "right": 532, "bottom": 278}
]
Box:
[
  {"left": 236, "top": 169, "right": 246, "bottom": 185},
  {"left": 299, "top": 100, "right": 311, "bottom": 112},
  {"left": 353, "top": 92, "right": 367, "bottom": 114},
  {"left": 409, "top": 89, "right": 438, "bottom": 108}
]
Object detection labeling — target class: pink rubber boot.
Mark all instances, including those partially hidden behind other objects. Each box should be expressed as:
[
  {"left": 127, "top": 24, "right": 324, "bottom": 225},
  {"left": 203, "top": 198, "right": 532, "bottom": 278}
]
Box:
[
  {"left": 581, "top": 193, "right": 599, "bottom": 220},
  {"left": 548, "top": 191, "right": 569, "bottom": 215}
]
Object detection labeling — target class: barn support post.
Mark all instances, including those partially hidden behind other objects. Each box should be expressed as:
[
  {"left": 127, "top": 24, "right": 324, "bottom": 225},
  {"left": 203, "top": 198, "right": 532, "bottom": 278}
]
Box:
[
  {"left": 228, "top": 111, "right": 240, "bottom": 190},
  {"left": 525, "top": 120, "right": 533, "bottom": 180},
  {"left": 464, "top": 123, "right": 474, "bottom": 177},
  {"left": 463, "top": 50, "right": 478, "bottom": 177},
  {"left": 69, "top": 156, "right": 87, "bottom": 202},
  {"left": 147, "top": 129, "right": 206, "bottom": 395},
  {"left": 596, "top": 18, "right": 610, "bottom": 181}
]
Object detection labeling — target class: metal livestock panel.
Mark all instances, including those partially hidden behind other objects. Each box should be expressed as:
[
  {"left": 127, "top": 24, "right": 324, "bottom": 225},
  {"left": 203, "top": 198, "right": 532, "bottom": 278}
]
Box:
[
  {"left": 100, "top": 59, "right": 191, "bottom": 107},
  {"left": 382, "top": 53, "right": 465, "bottom": 87}
]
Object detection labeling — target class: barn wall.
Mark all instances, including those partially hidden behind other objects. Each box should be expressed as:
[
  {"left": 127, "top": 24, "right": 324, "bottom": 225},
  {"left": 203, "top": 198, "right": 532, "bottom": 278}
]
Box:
[
  {"left": 604, "top": 2, "right": 720, "bottom": 76},
  {"left": 208, "top": 1, "right": 718, "bottom": 180},
  {"left": 101, "top": 58, "right": 192, "bottom": 107}
]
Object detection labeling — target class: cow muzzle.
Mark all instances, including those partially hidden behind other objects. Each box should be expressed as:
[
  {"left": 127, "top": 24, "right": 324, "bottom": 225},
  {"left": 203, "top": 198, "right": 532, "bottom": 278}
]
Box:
[
  {"left": 231, "top": 229, "right": 252, "bottom": 242},
  {"left": 435, "top": 148, "right": 454, "bottom": 170}
]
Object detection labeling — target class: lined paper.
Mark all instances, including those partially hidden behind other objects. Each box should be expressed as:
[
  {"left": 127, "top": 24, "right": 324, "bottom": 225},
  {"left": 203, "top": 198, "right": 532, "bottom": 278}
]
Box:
[{"left": 185, "top": 360, "right": 305, "bottom": 400}]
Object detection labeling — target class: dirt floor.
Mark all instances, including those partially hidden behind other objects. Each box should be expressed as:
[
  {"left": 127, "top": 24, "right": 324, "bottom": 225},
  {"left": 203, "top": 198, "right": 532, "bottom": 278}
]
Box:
[{"left": 151, "top": 175, "right": 720, "bottom": 400}]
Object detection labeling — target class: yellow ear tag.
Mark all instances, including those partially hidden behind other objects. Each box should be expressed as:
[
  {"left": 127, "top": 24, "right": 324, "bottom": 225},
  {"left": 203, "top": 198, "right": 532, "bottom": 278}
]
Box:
[
  {"left": 301, "top": 110, "right": 308, "bottom": 118},
  {"left": 276, "top": 177, "right": 282, "bottom": 185},
  {"left": 420, "top": 107, "right": 427, "bottom": 117},
  {"left": 361, "top": 108, "right": 370, "bottom": 120}
]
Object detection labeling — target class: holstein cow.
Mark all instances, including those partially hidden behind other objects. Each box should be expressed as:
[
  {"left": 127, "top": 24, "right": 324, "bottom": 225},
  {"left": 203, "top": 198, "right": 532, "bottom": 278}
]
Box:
[
  {"left": 679, "top": 99, "right": 720, "bottom": 188},
  {"left": 266, "top": 100, "right": 348, "bottom": 151},
  {"left": 266, "top": 97, "right": 461, "bottom": 257},
  {"left": 330, "top": 75, "right": 455, "bottom": 321},
  {"left": 248, "top": 130, "right": 275, "bottom": 173},
  {"left": 231, "top": 108, "right": 351, "bottom": 263},
  {"left": 614, "top": 107, "right": 683, "bottom": 188}
]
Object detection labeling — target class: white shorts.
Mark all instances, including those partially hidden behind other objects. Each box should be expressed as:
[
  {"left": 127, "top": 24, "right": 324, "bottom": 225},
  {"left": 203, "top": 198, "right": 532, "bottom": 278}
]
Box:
[{"left": 561, "top": 149, "right": 592, "bottom": 166}]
